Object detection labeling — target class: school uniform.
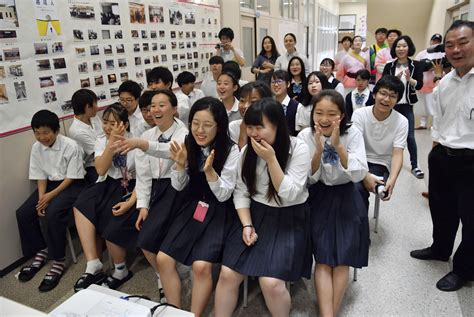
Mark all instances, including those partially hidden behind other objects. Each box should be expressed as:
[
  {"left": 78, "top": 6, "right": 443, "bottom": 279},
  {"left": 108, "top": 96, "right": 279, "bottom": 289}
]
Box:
[
  {"left": 328, "top": 75, "right": 345, "bottom": 97},
  {"left": 176, "top": 93, "right": 191, "bottom": 125},
  {"left": 176, "top": 88, "right": 205, "bottom": 107},
  {"left": 224, "top": 97, "right": 241, "bottom": 123},
  {"left": 74, "top": 134, "right": 138, "bottom": 250},
  {"left": 281, "top": 95, "right": 301, "bottom": 136},
  {"left": 222, "top": 137, "right": 313, "bottom": 281},
  {"left": 298, "top": 127, "right": 369, "bottom": 268},
  {"left": 295, "top": 103, "right": 312, "bottom": 133},
  {"left": 228, "top": 119, "right": 242, "bottom": 145},
  {"left": 288, "top": 80, "right": 306, "bottom": 104},
  {"left": 68, "top": 116, "right": 104, "bottom": 183},
  {"left": 345, "top": 87, "right": 375, "bottom": 119},
  {"left": 16, "top": 135, "right": 85, "bottom": 260},
  {"left": 135, "top": 121, "right": 188, "bottom": 253},
  {"left": 160, "top": 144, "right": 240, "bottom": 265},
  {"left": 129, "top": 106, "right": 151, "bottom": 138}
]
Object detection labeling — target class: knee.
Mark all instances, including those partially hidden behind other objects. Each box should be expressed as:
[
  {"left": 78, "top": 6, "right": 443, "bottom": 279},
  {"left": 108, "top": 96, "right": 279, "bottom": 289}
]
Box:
[
  {"left": 259, "top": 278, "right": 287, "bottom": 298},
  {"left": 156, "top": 252, "right": 174, "bottom": 273},
  {"left": 218, "top": 266, "right": 243, "bottom": 287},
  {"left": 192, "top": 261, "right": 212, "bottom": 279},
  {"left": 16, "top": 206, "right": 32, "bottom": 223}
]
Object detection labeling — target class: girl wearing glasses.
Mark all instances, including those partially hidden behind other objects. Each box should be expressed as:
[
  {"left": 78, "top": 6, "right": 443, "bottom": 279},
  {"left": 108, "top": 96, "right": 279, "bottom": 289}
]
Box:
[
  {"left": 215, "top": 98, "right": 312, "bottom": 317},
  {"left": 73, "top": 104, "right": 139, "bottom": 291},
  {"left": 157, "top": 97, "right": 239, "bottom": 317}
]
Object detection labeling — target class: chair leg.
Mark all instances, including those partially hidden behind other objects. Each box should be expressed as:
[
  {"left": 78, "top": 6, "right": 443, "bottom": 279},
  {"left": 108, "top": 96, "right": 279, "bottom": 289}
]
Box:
[
  {"left": 66, "top": 227, "right": 77, "bottom": 264},
  {"left": 243, "top": 276, "right": 248, "bottom": 308},
  {"left": 353, "top": 268, "right": 358, "bottom": 281},
  {"left": 374, "top": 194, "right": 381, "bottom": 233}
]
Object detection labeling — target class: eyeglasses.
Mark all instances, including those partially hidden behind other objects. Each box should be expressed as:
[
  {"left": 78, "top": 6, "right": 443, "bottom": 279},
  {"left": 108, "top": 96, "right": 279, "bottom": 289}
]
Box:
[
  {"left": 140, "top": 106, "right": 151, "bottom": 113},
  {"left": 377, "top": 90, "right": 398, "bottom": 101},
  {"left": 271, "top": 79, "right": 285, "bottom": 86},
  {"left": 119, "top": 97, "right": 135, "bottom": 104},
  {"left": 191, "top": 121, "right": 217, "bottom": 131}
]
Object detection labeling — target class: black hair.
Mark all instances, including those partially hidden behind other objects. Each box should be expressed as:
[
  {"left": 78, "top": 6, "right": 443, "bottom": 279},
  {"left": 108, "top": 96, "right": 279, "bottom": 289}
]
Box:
[
  {"left": 320, "top": 58, "right": 336, "bottom": 70},
  {"left": 239, "top": 81, "right": 272, "bottom": 101},
  {"left": 352, "top": 35, "right": 363, "bottom": 43},
  {"left": 390, "top": 35, "right": 416, "bottom": 58},
  {"left": 303, "top": 71, "right": 330, "bottom": 105},
  {"left": 138, "top": 90, "right": 154, "bottom": 109},
  {"left": 209, "top": 55, "right": 224, "bottom": 66},
  {"left": 146, "top": 66, "right": 173, "bottom": 86},
  {"left": 102, "top": 103, "right": 130, "bottom": 131},
  {"left": 387, "top": 29, "right": 402, "bottom": 38},
  {"left": 222, "top": 61, "right": 241, "bottom": 80},
  {"left": 218, "top": 71, "right": 240, "bottom": 98},
  {"left": 284, "top": 33, "right": 297, "bottom": 43},
  {"left": 242, "top": 98, "right": 290, "bottom": 204},
  {"left": 149, "top": 89, "right": 178, "bottom": 108},
  {"left": 31, "top": 109, "right": 60, "bottom": 133},
  {"left": 118, "top": 80, "right": 142, "bottom": 99},
  {"left": 258, "top": 35, "right": 279, "bottom": 59},
  {"left": 272, "top": 69, "right": 291, "bottom": 83},
  {"left": 310, "top": 90, "right": 351, "bottom": 135},
  {"left": 218, "top": 27, "right": 234, "bottom": 41},
  {"left": 375, "top": 27, "right": 388, "bottom": 35},
  {"left": 445, "top": 20, "right": 474, "bottom": 41},
  {"left": 355, "top": 69, "right": 371, "bottom": 80},
  {"left": 71, "top": 89, "right": 97, "bottom": 115},
  {"left": 176, "top": 71, "right": 196, "bottom": 87},
  {"left": 373, "top": 75, "right": 404, "bottom": 103},
  {"left": 186, "top": 97, "right": 231, "bottom": 175},
  {"left": 340, "top": 36, "right": 353, "bottom": 44}
]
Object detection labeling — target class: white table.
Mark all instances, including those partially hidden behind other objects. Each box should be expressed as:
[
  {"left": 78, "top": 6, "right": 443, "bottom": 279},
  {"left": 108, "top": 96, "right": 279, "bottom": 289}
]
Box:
[{"left": 0, "top": 296, "right": 47, "bottom": 316}]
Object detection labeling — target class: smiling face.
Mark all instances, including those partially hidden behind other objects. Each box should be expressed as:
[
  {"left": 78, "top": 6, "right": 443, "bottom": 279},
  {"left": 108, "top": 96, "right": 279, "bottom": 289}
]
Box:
[
  {"left": 289, "top": 58, "right": 302, "bottom": 77},
  {"left": 217, "top": 73, "right": 237, "bottom": 101},
  {"left": 33, "top": 126, "right": 58, "bottom": 147},
  {"left": 313, "top": 98, "right": 342, "bottom": 137},
  {"left": 148, "top": 80, "right": 170, "bottom": 91},
  {"left": 319, "top": 62, "right": 334, "bottom": 78},
  {"left": 263, "top": 37, "right": 272, "bottom": 53},
  {"left": 444, "top": 26, "right": 473, "bottom": 75},
  {"left": 387, "top": 32, "right": 399, "bottom": 46},
  {"left": 307, "top": 74, "right": 323, "bottom": 96},
  {"left": 191, "top": 109, "right": 218, "bottom": 147},
  {"left": 102, "top": 112, "right": 126, "bottom": 139},
  {"left": 373, "top": 88, "right": 398, "bottom": 118},
  {"left": 284, "top": 34, "right": 296, "bottom": 52},
  {"left": 239, "top": 89, "right": 262, "bottom": 116},
  {"left": 246, "top": 114, "right": 277, "bottom": 145},
  {"left": 271, "top": 77, "right": 289, "bottom": 97},
  {"left": 149, "top": 93, "right": 177, "bottom": 131},
  {"left": 395, "top": 39, "right": 409, "bottom": 59}
]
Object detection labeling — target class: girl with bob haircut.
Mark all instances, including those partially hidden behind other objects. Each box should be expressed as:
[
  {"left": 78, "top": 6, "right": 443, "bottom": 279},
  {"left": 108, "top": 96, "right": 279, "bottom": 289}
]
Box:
[
  {"left": 215, "top": 97, "right": 312, "bottom": 317},
  {"left": 156, "top": 97, "right": 240, "bottom": 317},
  {"left": 297, "top": 90, "right": 369, "bottom": 317}
]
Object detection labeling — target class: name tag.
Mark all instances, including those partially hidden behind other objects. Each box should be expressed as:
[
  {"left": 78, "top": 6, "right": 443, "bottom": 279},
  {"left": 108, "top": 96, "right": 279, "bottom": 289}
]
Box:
[{"left": 193, "top": 201, "right": 209, "bottom": 223}]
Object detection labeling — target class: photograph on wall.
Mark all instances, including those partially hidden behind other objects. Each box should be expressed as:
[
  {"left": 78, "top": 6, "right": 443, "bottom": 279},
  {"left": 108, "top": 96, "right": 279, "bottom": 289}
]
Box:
[
  {"left": 0, "top": 0, "right": 19, "bottom": 28},
  {"left": 39, "top": 75, "right": 54, "bottom": 88},
  {"left": 9, "top": 64, "right": 22, "bottom": 77},
  {"left": 129, "top": 2, "right": 145, "bottom": 24},
  {"left": 52, "top": 41, "right": 63, "bottom": 53},
  {"left": 116, "top": 44, "right": 125, "bottom": 53},
  {"left": 73, "top": 29, "right": 84, "bottom": 41},
  {"left": 55, "top": 73, "right": 68, "bottom": 85},
  {"left": 80, "top": 78, "right": 90, "bottom": 88},
  {"left": 149, "top": 5, "right": 163, "bottom": 23},
  {"left": 36, "top": 59, "right": 51, "bottom": 71},
  {"left": 34, "top": 0, "right": 61, "bottom": 36},
  {"left": 69, "top": 4, "right": 95, "bottom": 20},
  {"left": 94, "top": 75, "right": 104, "bottom": 86},
  {"left": 0, "top": 66, "right": 5, "bottom": 78},
  {"left": 118, "top": 58, "right": 126, "bottom": 67},
  {"left": 78, "top": 61, "right": 88, "bottom": 73},
  {"left": 34, "top": 43, "right": 48, "bottom": 55},
  {"left": 92, "top": 61, "right": 102, "bottom": 71},
  {"left": 169, "top": 8, "right": 182, "bottom": 25},
  {"left": 105, "top": 59, "right": 114, "bottom": 69},
  {"left": 120, "top": 72, "right": 128, "bottom": 81},
  {"left": 75, "top": 47, "right": 86, "bottom": 57},
  {"left": 53, "top": 58, "right": 66, "bottom": 69},
  {"left": 101, "top": 29, "right": 110, "bottom": 40},
  {"left": 43, "top": 90, "right": 56, "bottom": 103},
  {"left": 3, "top": 47, "right": 19, "bottom": 61},
  {"left": 184, "top": 10, "right": 195, "bottom": 24},
  {"left": 114, "top": 30, "right": 122, "bottom": 39},
  {"left": 0, "top": 83, "right": 8, "bottom": 104},
  {"left": 88, "top": 29, "right": 98, "bottom": 40},
  {"left": 101, "top": 2, "right": 120, "bottom": 25},
  {"left": 0, "top": 30, "right": 16, "bottom": 38}
]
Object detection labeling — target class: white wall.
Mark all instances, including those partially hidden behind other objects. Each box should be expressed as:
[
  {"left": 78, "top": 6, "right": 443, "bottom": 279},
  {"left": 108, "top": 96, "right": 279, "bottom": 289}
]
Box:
[{"left": 339, "top": 2, "right": 367, "bottom": 38}]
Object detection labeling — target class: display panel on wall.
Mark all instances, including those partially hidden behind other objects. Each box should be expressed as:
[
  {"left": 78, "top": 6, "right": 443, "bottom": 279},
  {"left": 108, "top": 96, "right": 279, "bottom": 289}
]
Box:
[{"left": 0, "top": 0, "right": 220, "bottom": 136}]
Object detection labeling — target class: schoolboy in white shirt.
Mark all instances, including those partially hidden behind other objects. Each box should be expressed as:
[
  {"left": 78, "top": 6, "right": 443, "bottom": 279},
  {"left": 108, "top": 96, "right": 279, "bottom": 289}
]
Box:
[
  {"left": 175, "top": 71, "right": 205, "bottom": 106},
  {"left": 16, "top": 110, "right": 85, "bottom": 292},
  {"left": 118, "top": 80, "right": 150, "bottom": 137}
]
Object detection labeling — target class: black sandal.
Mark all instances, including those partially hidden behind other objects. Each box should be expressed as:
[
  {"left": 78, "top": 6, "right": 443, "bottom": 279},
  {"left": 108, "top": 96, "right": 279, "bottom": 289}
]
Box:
[
  {"left": 18, "top": 263, "right": 45, "bottom": 282},
  {"left": 74, "top": 271, "right": 106, "bottom": 292},
  {"left": 38, "top": 261, "right": 65, "bottom": 292},
  {"left": 102, "top": 271, "right": 133, "bottom": 290}
]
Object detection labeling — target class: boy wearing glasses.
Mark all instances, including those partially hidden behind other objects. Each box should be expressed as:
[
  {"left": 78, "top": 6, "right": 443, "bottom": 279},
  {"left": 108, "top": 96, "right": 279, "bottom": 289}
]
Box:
[
  {"left": 351, "top": 75, "right": 408, "bottom": 202},
  {"left": 118, "top": 80, "right": 149, "bottom": 137},
  {"left": 270, "top": 70, "right": 302, "bottom": 136},
  {"left": 138, "top": 90, "right": 156, "bottom": 128}
]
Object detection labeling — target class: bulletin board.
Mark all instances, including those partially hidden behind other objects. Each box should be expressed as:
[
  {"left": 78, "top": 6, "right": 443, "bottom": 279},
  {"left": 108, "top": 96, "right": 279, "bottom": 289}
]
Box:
[{"left": 0, "top": 0, "right": 221, "bottom": 137}]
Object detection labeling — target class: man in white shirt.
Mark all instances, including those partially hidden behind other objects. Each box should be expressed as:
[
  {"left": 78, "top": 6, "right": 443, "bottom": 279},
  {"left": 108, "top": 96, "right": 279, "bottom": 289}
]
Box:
[
  {"left": 215, "top": 27, "right": 245, "bottom": 67},
  {"left": 200, "top": 56, "right": 224, "bottom": 98},
  {"left": 410, "top": 20, "right": 474, "bottom": 292},
  {"left": 175, "top": 71, "right": 205, "bottom": 107},
  {"left": 118, "top": 80, "right": 150, "bottom": 137},
  {"left": 69, "top": 89, "right": 104, "bottom": 183}
]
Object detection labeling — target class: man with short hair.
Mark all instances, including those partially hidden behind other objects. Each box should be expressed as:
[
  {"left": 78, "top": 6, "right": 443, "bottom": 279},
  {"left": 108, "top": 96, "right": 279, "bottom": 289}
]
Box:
[
  {"left": 410, "top": 20, "right": 474, "bottom": 292},
  {"left": 369, "top": 28, "right": 388, "bottom": 85},
  {"left": 215, "top": 27, "right": 245, "bottom": 66},
  {"left": 201, "top": 56, "right": 224, "bottom": 98}
]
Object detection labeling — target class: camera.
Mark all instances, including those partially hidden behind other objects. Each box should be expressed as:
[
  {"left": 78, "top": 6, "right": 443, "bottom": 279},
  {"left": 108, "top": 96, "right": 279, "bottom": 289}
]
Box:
[
  {"left": 215, "top": 43, "right": 221, "bottom": 49},
  {"left": 427, "top": 43, "right": 444, "bottom": 53},
  {"left": 420, "top": 56, "right": 451, "bottom": 72}
]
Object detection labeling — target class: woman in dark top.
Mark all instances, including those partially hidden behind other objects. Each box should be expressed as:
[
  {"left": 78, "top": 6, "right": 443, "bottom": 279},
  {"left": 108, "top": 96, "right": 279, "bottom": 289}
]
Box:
[{"left": 251, "top": 36, "right": 280, "bottom": 85}]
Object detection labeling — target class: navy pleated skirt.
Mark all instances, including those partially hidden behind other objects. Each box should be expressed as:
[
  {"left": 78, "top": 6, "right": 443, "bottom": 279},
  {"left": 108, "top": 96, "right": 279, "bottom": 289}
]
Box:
[
  {"left": 74, "top": 177, "right": 138, "bottom": 250},
  {"left": 309, "top": 181, "right": 369, "bottom": 268},
  {"left": 159, "top": 198, "right": 237, "bottom": 266},
  {"left": 137, "top": 178, "right": 182, "bottom": 253},
  {"left": 222, "top": 200, "right": 313, "bottom": 281}
]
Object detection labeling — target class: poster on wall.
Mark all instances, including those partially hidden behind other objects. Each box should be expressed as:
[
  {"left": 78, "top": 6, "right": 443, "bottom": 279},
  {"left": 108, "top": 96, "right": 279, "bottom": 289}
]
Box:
[{"left": 0, "top": 0, "right": 221, "bottom": 136}]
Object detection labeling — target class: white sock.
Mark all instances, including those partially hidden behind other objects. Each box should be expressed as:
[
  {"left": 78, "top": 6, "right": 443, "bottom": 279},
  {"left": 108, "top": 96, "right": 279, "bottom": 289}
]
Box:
[
  {"left": 155, "top": 272, "right": 163, "bottom": 289},
  {"left": 85, "top": 259, "right": 103, "bottom": 275},
  {"left": 112, "top": 262, "right": 128, "bottom": 280}
]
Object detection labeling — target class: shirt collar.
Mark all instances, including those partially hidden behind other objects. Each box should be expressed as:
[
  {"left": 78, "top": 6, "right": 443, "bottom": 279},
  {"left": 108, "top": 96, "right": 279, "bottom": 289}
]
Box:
[
  {"left": 356, "top": 87, "right": 370, "bottom": 96},
  {"left": 452, "top": 67, "right": 474, "bottom": 81},
  {"left": 73, "top": 117, "right": 93, "bottom": 129},
  {"left": 285, "top": 50, "right": 297, "bottom": 58},
  {"left": 131, "top": 105, "right": 141, "bottom": 119},
  {"left": 228, "top": 97, "right": 239, "bottom": 113},
  {"left": 156, "top": 121, "right": 178, "bottom": 139},
  {"left": 369, "top": 106, "right": 391, "bottom": 125},
  {"left": 40, "top": 134, "right": 62, "bottom": 151},
  {"left": 281, "top": 95, "right": 291, "bottom": 106}
]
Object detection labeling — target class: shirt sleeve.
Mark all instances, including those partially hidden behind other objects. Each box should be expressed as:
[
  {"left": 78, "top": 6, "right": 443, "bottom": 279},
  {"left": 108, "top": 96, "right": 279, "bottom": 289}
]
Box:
[
  {"left": 295, "top": 104, "right": 305, "bottom": 132},
  {"left": 145, "top": 128, "right": 187, "bottom": 158},
  {"left": 393, "top": 117, "right": 409, "bottom": 148},
  {"left": 274, "top": 56, "right": 282, "bottom": 71},
  {"left": 296, "top": 129, "right": 321, "bottom": 185},
  {"left": 233, "top": 147, "right": 251, "bottom": 209},
  {"left": 170, "top": 165, "right": 189, "bottom": 191},
  {"left": 336, "top": 129, "right": 368, "bottom": 182},
  {"left": 430, "top": 87, "right": 441, "bottom": 142},
  {"left": 277, "top": 139, "right": 310, "bottom": 201},
  {"left": 135, "top": 146, "right": 153, "bottom": 209},
  {"left": 208, "top": 145, "right": 239, "bottom": 202},
  {"left": 29, "top": 144, "right": 47, "bottom": 180},
  {"left": 351, "top": 109, "right": 364, "bottom": 133},
  {"left": 65, "top": 143, "right": 86, "bottom": 179}
]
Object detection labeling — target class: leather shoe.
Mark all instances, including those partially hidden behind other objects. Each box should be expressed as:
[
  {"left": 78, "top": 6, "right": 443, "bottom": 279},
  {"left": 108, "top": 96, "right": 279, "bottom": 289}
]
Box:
[
  {"left": 436, "top": 272, "right": 466, "bottom": 292},
  {"left": 410, "top": 247, "right": 449, "bottom": 261}
]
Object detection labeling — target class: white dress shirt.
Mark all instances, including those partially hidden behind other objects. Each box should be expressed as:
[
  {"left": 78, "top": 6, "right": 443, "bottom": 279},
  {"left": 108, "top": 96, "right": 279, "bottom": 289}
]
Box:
[
  {"left": 295, "top": 104, "right": 311, "bottom": 132},
  {"left": 297, "top": 127, "right": 368, "bottom": 185},
  {"left": 68, "top": 116, "right": 104, "bottom": 167},
  {"left": 351, "top": 87, "right": 371, "bottom": 111},
  {"left": 29, "top": 134, "right": 85, "bottom": 181},
  {"left": 171, "top": 144, "right": 240, "bottom": 202},
  {"left": 352, "top": 106, "right": 408, "bottom": 170},
  {"left": 220, "top": 48, "right": 245, "bottom": 64},
  {"left": 128, "top": 105, "right": 149, "bottom": 138},
  {"left": 176, "top": 93, "right": 191, "bottom": 125},
  {"left": 275, "top": 50, "right": 311, "bottom": 76},
  {"left": 95, "top": 133, "right": 137, "bottom": 182},
  {"left": 431, "top": 68, "right": 474, "bottom": 149},
  {"left": 135, "top": 121, "right": 188, "bottom": 209},
  {"left": 234, "top": 137, "right": 310, "bottom": 209},
  {"left": 144, "top": 120, "right": 189, "bottom": 158},
  {"left": 200, "top": 74, "right": 219, "bottom": 98},
  {"left": 228, "top": 119, "right": 242, "bottom": 145},
  {"left": 328, "top": 76, "right": 345, "bottom": 96},
  {"left": 225, "top": 97, "right": 241, "bottom": 123}
]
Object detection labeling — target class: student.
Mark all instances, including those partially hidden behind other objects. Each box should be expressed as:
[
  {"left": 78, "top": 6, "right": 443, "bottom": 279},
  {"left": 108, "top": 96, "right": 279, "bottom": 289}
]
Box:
[
  {"left": 374, "top": 29, "right": 402, "bottom": 82},
  {"left": 337, "top": 35, "right": 370, "bottom": 95},
  {"left": 287, "top": 56, "right": 308, "bottom": 104},
  {"left": 275, "top": 33, "right": 310, "bottom": 75},
  {"left": 217, "top": 71, "right": 241, "bottom": 122},
  {"left": 146, "top": 66, "right": 191, "bottom": 124},
  {"left": 201, "top": 56, "right": 224, "bottom": 98},
  {"left": 215, "top": 27, "right": 245, "bottom": 66},
  {"left": 157, "top": 97, "right": 239, "bottom": 317},
  {"left": 319, "top": 58, "right": 345, "bottom": 96},
  {"left": 223, "top": 60, "right": 248, "bottom": 89},
  {"left": 351, "top": 75, "right": 407, "bottom": 203},
  {"left": 297, "top": 90, "right": 369, "bottom": 317},
  {"left": 73, "top": 104, "right": 138, "bottom": 292},
  {"left": 369, "top": 28, "right": 388, "bottom": 85},
  {"left": 118, "top": 80, "right": 148, "bottom": 137},
  {"left": 335, "top": 36, "right": 352, "bottom": 71},
  {"left": 138, "top": 90, "right": 156, "bottom": 128},
  {"left": 271, "top": 70, "right": 302, "bottom": 136},
  {"left": 295, "top": 71, "right": 330, "bottom": 132},
  {"left": 69, "top": 89, "right": 103, "bottom": 183},
  {"left": 16, "top": 110, "right": 85, "bottom": 292},
  {"left": 214, "top": 98, "right": 312, "bottom": 317},
  {"left": 251, "top": 35, "right": 280, "bottom": 85},
  {"left": 176, "top": 71, "right": 205, "bottom": 106},
  {"left": 345, "top": 69, "right": 375, "bottom": 119},
  {"left": 229, "top": 81, "right": 273, "bottom": 149}
]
